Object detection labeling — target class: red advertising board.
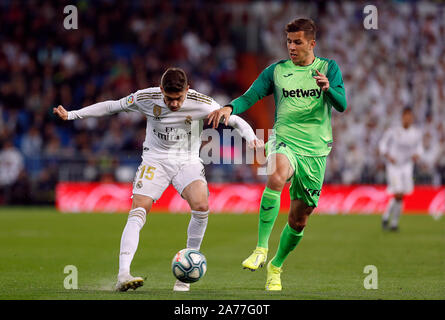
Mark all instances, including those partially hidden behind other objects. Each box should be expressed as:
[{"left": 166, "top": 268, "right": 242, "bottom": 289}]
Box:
[{"left": 56, "top": 183, "right": 444, "bottom": 216}]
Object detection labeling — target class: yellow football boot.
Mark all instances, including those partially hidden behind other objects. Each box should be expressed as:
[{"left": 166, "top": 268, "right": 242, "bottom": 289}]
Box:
[
  {"left": 265, "top": 261, "right": 282, "bottom": 291},
  {"left": 242, "top": 247, "right": 268, "bottom": 271}
]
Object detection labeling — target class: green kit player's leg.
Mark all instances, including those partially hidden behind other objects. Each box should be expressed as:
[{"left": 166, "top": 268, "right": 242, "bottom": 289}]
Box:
[
  {"left": 265, "top": 155, "right": 325, "bottom": 291},
  {"left": 257, "top": 187, "right": 281, "bottom": 248},
  {"left": 265, "top": 223, "right": 304, "bottom": 291},
  {"left": 270, "top": 223, "right": 304, "bottom": 268},
  {"left": 242, "top": 187, "right": 281, "bottom": 271}
]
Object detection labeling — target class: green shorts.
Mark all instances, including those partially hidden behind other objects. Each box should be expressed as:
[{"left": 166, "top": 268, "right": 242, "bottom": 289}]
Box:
[{"left": 266, "top": 139, "right": 327, "bottom": 207}]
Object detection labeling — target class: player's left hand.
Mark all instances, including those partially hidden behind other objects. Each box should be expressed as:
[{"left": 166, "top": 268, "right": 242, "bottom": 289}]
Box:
[
  {"left": 53, "top": 105, "right": 68, "bottom": 120},
  {"left": 313, "top": 70, "right": 330, "bottom": 92},
  {"left": 248, "top": 139, "right": 265, "bottom": 149}
]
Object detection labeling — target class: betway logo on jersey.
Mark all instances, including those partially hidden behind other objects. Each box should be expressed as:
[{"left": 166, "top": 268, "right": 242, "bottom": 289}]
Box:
[{"left": 282, "top": 88, "right": 322, "bottom": 98}]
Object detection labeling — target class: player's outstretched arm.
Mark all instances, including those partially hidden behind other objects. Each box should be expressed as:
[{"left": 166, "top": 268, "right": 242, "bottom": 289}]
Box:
[
  {"left": 226, "top": 115, "right": 264, "bottom": 149},
  {"left": 53, "top": 99, "right": 130, "bottom": 121},
  {"left": 207, "top": 64, "right": 276, "bottom": 129}
]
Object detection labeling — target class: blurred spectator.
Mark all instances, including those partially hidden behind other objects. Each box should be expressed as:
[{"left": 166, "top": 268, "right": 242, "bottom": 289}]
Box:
[
  {"left": 341, "top": 142, "right": 366, "bottom": 184},
  {"left": 0, "top": 140, "right": 24, "bottom": 186},
  {"left": 83, "top": 156, "right": 99, "bottom": 182},
  {"left": 21, "top": 126, "right": 43, "bottom": 157},
  {"left": 0, "top": 140, "right": 25, "bottom": 203},
  {"left": 417, "top": 132, "right": 441, "bottom": 185}
]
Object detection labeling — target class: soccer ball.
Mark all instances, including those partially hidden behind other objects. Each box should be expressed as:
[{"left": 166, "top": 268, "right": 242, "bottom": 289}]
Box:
[{"left": 171, "top": 248, "right": 207, "bottom": 283}]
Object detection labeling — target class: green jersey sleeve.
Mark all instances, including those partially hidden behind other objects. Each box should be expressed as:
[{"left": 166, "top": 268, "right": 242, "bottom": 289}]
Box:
[
  {"left": 229, "top": 62, "right": 277, "bottom": 115},
  {"left": 325, "top": 60, "right": 347, "bottom": 112}
]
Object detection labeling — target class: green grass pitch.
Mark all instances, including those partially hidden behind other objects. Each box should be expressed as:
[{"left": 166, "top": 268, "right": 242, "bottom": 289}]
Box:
[{"left": 0, "top": 207, "right": 444, "bottom": 300}]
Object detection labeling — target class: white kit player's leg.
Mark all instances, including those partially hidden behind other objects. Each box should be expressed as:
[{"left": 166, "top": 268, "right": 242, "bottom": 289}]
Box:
[
  {"left": 116, "top": 158, "right": 167, "bottom": 292},
  {"left": 178, "top": 177, "right": 209, "bottom": 251},
  {"left": 116, "top": 207, "right": 147, "bottom": 291},
  {"left": 174, "top": 163, "right": 209, "bottom": 251},
  {"left": 172, "top": 165, "right": 209, "bottom": 292},
  {"left": 383, "top": 164, "right": 405, "bottom": 231},
  {"left": 382, "top": 198, "right": 393, "bottom": 221},
  {"left": 187, "top": 210, "right": 209, "bottom": 250},
  {"left": 173, "top": 209, "right": 209, "bottom": 293},
  {"left": 118, "top": 207, "right": 146, "bottom": 275},
  {"left": 384, "top": 164, "right": 412, "bottom": 232},
  {"left": 174, "top": 209, "right": 208, "bottom": 292},
  {"left": 390, "top": 199, "right": 402, "bottom": 230},
  {"left": 390, "top": 165, "right": 413, "bottom": 231},
  {"left": 382, "top": 198, "right": 396, "bottom": 229}
]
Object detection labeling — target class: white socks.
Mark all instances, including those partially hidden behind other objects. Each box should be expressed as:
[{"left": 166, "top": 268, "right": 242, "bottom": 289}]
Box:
[
  {"left": 382, "top": 198, "right": 402, "bottom": 227},
  {"left": 390, "top": 200, "right": 402, "bottom": 228},
  {"left": 187, "top": 210, "right": 209, "bottom": 250},
  {"left": 118, "top": 207, "right": 146, "bottom": 276}
]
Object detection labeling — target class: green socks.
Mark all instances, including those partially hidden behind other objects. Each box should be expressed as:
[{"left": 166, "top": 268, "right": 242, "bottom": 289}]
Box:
[
  {"left": 257, "top": 187, "right": 281, "bottom": 249},
  {"left": 257, "top": 187, "right": 305, "bottom": 268},
  {"left": 271, "top": 223, "right": 304, "bottom": 268}
]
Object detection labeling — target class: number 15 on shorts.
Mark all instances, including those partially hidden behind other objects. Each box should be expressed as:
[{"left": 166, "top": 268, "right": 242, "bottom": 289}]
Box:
[{"left": 139, "top": 165, "right": 156, "bottom": 180}]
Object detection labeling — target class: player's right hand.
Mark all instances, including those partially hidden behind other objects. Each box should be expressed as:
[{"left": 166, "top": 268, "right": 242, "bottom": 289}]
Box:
[
  {"left": 207, "top": 105, "right": 233, "bottom": 129},
  {"left": 53, "top": 105, "right": 68, "bottom": 120}
]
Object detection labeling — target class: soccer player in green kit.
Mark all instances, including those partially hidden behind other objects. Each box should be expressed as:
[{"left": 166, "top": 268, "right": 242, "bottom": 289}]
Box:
[{"left": 208, "top": 18, "right": 347, "bottom": 291}]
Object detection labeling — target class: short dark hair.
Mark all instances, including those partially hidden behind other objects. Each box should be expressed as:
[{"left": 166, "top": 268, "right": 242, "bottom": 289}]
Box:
[
  {"left": 285, "top": 18, "right": 317, "bottom": 40},
  {"left": 161, "top": 67, "right": 188, "bottom": 93},
  {"left": 403, "top": 106, "right": 413, "bottom": 114}
]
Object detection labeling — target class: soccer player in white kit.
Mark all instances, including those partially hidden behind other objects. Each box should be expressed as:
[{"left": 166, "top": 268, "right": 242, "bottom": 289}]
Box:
[
  {"left": 378, "top": 107, "right": 423, "bottom": 232},
  {"left": 53, "top": 68, "right": 263, "bottom": 292}
]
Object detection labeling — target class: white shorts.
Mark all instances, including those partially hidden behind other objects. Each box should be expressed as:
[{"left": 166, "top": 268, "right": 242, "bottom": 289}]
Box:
[
  {"left": 386, "top": 163, "right": 414, "bottom": 195},
  {"left": 132, "top": 157, "right": 207, "bottom": 201}
]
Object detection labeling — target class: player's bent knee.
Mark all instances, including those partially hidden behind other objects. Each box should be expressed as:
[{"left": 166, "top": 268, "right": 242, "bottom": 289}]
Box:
[
  {"left": 190, "top": 203, "right": 209, "bottom": 213},
  {"left": 288, "top": 209, "right": 313, "bottom": 233},
  {"left": 267, "top": 172, "right": 287, "bottom": 191},
  {"left": 305, "top": 206, "right": 315, "bottom": 215},
  {"left": 289, "top": 220, "right": 306, "bottom": 233},
  {"left": 131, "top": 194, "right": 153, "bottom": 212}
]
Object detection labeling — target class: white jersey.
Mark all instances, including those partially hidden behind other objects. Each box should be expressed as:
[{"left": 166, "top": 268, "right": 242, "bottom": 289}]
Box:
[
  {"left": 0, "top": 147, "right": 24, "bottom": 186},
  {"left": 378, "top": 125, "right": 423, "bottom": 167},
  {"left": 67, "top": 87, "right": 257, "bottom": 162}
]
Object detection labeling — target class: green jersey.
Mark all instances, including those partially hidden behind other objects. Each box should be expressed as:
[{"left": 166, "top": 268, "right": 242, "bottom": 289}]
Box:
[{"left": 230, "top": 57, "right": 346, "bottom": 156}]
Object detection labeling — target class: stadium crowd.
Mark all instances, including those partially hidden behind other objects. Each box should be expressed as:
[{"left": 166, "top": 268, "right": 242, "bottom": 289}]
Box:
[{"left": 0, "top": 0, "right": 444, "bottom": 204}]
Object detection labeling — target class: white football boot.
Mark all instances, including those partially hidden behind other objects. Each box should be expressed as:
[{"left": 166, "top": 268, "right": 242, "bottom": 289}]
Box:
[
  {"left": 115, "top": 273, "right": 144, "bottom": 292},
  {"left": 173, "top": 280, "right": 190, "bottom": 292}
]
